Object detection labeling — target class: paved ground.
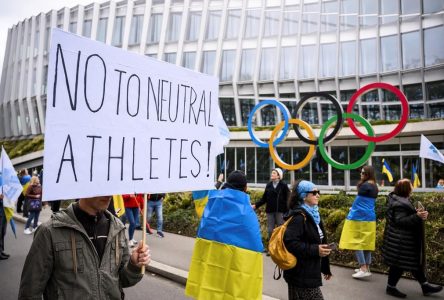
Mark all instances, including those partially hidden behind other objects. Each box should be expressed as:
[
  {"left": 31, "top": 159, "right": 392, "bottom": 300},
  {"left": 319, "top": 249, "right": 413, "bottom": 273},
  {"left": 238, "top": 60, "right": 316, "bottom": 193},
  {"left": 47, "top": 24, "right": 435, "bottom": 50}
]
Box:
[{"left": 4, "top": 205, "right": 443, "bottom": 300}]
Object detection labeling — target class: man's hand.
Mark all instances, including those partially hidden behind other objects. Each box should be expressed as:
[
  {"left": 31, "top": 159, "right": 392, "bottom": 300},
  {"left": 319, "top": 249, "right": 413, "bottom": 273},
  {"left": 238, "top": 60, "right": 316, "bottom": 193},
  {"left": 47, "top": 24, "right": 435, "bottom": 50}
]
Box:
[
  {"left": 416, "top": 209, "right": 428, "bottom": 220},
  {"left": 318, "top": 244, "right": 332, "bottom": 257},
  {"left": 130, "top": 242, "right": 151, "bottom": 268}
]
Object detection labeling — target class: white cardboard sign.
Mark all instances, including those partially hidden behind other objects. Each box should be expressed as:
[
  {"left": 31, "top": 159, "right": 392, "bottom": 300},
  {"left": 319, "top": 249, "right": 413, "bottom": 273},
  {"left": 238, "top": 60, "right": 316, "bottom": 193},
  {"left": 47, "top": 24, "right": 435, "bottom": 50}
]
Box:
[{"left": 43, "top": 29, "right": 229, "bottom": 201}]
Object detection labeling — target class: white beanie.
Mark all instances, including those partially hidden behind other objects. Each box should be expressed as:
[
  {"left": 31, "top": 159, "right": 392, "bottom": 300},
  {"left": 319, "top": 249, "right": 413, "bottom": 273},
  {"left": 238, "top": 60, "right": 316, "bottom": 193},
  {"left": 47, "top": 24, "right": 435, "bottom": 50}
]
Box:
[{"left": 273, "top": 168, "right": 283, "bottom": 180}]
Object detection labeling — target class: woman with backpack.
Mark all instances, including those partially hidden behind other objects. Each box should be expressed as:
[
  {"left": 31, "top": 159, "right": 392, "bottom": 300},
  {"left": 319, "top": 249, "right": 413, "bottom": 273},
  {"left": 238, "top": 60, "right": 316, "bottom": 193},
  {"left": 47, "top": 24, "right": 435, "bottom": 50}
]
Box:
[
  {"left": 283, "top": 180, "right": 332, "bottom": 300},
  {"left": 24, "top": 176, "right": 42, "bottom": 235}
]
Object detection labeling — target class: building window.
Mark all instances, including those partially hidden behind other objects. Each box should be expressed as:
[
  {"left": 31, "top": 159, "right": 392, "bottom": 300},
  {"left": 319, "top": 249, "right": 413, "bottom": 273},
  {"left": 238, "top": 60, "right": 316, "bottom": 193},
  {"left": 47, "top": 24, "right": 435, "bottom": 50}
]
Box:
[
  {"left": 263, "top": 10, "right": 280, "bottom": 37},
  {"left": 259, "top": 48, "right": 276, "bottom": 80},
  {"left": 219, "top": 98, "right": 236, "bottom": 126},
  {"left": 340, "top": 15, "right": 357, "bottom": 31},
  {"left": 112, "top": 16, "right": 125, "bottom": 46},
  {"left": 257, "top": 148, "right": 274, "bottom": 183},
  {"left": 97, "top": 18, "right": 108, "bottom": 43},
  {"left": 301, "top": 14, "right": 318, "bottom": 34},
  {"left": 69, "top": 22, "right": 77, "bottom": 33},
  {"left": 240, "top": 99, "right": 256, "bottom": 126},
  {"left": 163, "top": 52, "right": 176, "bottom": 64},
  {"left": 383, "top": 105, "right": 401, "bottom": 120},
  {"left": 401, "top": 0, "right": 420, "bottom": 14},
  {"left": 340, "top": 90, "right": 356, "bottom": 102},
  {"left": 182, "top": 52, "right": 196, "bottom": 69},
  {"left": 427, "top": 81, "right": 444, "bottom": 100},
  {"left": 312, "top": 149, "right": 328, "bottom": 185},
  {"left": 244, "top": 9, "right": 261, "bottom": 39},
  {"left": 299, "top": 101, "right": 319, "bottom": 124},
  {"left": 240, "top": 49, "right": 256, "bottom": 81},
  {"left": 206, "top": 11, "right": 221, "bottom": 40},
  {"left": 380, "top": 35, "right": 399, "bottom": 72},
  {"left": 331, "top": 146, "right": 347, "bottom": 186},
  {"left": 319, "top": 43, "right": 336, "bottom": 78},
  {"left": 259, "top": 101, "right": 277, "bottom": 125},
  {"left": 360, "top": 38, "right": 377, "bottom": 75},
  {"left": 403, "top": 84, "right": 423, "bottom": 101},
  {"left": 340, "top": 41, "right": 355, "bottom": 76},
  {"left": 246, "top": 148, "right": 256, "bottom": 183},
  {"left": 382, "top": 88, "right": 399, "bottom": 102},
  {"left": 361, "top": 89, "right": 379, "bottom": 102},
  {"left": 409, "top": 104, "right": 424, "bottom": 119},
  {"left": 167, "top": 13, "right": 182, "bottom": 42},
  {"left": 341, "top": 0, "right": 358, "bottom": 14},
  {"left": 322, "top": 0, "right": 338, "bottom": 13},
  {"left": 225, "top": 10, "right": 241, "bottom": 39},
  {"left": 429, "top": 103, "right": 444, "bottom": 118},
  {"left": 360, "top": 0, "right": 377, "bottom": 14},
  {"left": 299, "top": 44, "right": 316, "bottom": 79},
  {"left": 129, "top": 15, "right": 143, "bottom": 45},
  {"left": 33, "top": 30, "right": 39, "bottom": 56},
  {"left": 282, "top": 10, "right": 299, "bottom": 36},
  {"left": 220, "top": 50, "right": 236, "bottom": 81},
  {"left": 201, "top": 50, "right": 216, "bottom": 75},
  {"left": 148, "top": 14, "right": 162, "bottom": 43},
  {"left": 186, "top": 12, "right": 201, "bottom": 41},
  {"left": 321, "top": 14, "right": 337, "bottom": 32},
  {"left": 83, "top": 20, "right": 92, "bottom": 38},
  {"left": 424, "top": 26, "right": 444, "bottom": 67},
  {"left": 279, "top": 46, "right": 296, "bottom": 79},
  {"left": 423, "top": 0, "right": 444, "bottom": 14},
  {"left": 402, "top": 31, "right": 421, "bottom": 69},
  {"left": 362, "top": 105, "right": 381, "bottom": 120}
]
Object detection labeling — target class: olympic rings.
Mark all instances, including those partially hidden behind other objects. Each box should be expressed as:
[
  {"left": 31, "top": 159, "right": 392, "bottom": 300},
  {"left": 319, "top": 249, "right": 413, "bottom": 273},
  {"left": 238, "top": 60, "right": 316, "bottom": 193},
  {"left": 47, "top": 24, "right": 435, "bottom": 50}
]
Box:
[
  {"left": 248, "top": 99, "right": 290, "bottom": 148},
  {"left": 346, "top": 82, "right": 409, "bottom": 142},
  {"left": 246, "top": 82, "right": 409, "bottom": 171},
  {"left": 293, "top": 92, "right": 343, "bottom": 145},
  {"left": 269, "top": 119, "right": 316, "bottom": 170},
  {"left": 318, "top": 113, "right": 376, "bottom": 170}
]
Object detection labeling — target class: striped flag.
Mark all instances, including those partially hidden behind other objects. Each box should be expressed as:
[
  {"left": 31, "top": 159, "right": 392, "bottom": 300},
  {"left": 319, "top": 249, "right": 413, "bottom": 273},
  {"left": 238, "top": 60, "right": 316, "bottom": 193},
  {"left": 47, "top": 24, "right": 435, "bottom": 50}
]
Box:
[
  {"left": 412, "top": 162, "right": 421, "bottom": 188},
  {"left": 382, "top": 158, "right": 394, "bottom": 183},
  {"left": 186, "top": 189, "right": 263, "bottom": 300}
]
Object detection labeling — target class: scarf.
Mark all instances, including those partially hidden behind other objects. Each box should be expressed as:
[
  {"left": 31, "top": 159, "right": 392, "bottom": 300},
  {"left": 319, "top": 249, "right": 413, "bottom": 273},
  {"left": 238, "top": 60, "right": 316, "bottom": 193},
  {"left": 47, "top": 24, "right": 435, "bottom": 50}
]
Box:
[{"left": 301, "top": 203, "right": 320, "bottom": 225}]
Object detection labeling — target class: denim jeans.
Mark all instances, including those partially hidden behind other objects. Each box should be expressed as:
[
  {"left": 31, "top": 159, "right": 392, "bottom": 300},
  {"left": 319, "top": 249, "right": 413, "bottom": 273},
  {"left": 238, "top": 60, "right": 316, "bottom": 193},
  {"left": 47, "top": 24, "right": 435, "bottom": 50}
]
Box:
[
  {"left": 356, "top": 250, "right": 372, "bottom": 265},
  {"left": 147, "top": 200, "right": 163, "bottom": 232},
  {"left": 25, "top": 211, "right": 40, "bottom": 229},
  {"left": 125, "top": 207, "right": 139, "bottom": 240}
]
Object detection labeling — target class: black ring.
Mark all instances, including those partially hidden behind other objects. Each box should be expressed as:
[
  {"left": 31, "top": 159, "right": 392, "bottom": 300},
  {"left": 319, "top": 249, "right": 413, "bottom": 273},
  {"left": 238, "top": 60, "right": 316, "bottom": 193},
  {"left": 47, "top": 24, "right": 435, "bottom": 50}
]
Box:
[{"left": 292, "top": 92, "right": 343, "bottom": 145}]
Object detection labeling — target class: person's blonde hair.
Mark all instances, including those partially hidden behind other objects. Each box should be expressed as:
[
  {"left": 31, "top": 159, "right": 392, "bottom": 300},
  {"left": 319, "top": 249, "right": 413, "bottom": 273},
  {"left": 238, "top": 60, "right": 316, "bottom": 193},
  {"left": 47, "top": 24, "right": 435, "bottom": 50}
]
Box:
[{"left": 30, "top": 176, "right": 40, "bottom": 185}]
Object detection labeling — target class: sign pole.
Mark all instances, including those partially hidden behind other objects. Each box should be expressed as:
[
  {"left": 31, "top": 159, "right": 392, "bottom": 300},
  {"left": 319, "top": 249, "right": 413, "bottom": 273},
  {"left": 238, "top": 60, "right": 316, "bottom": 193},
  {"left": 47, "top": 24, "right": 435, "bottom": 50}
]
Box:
[{"left": 141, "top": 193, "right": 147, "bottom": 274}]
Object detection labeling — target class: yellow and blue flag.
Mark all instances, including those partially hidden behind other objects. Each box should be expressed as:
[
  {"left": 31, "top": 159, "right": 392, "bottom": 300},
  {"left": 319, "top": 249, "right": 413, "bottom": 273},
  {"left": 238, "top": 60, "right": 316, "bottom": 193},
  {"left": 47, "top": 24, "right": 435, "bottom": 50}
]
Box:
[
  {"left": 339, "top": 194, "right": 376, "bottom": 251},
  {"left": 192, "top": 190, "right": 209, "bottom": 219},
  {"left": 412, "top": 162, "right": 421, "bottom": 188},
  {"left": 382, "top": 158, "right": 394, "bottom": 183},
  {"left": 112, "top": 195, "right": 125, "bottom": 217},
  {"left": 186, "top": 189, "right": 263, "bottom": 300}
]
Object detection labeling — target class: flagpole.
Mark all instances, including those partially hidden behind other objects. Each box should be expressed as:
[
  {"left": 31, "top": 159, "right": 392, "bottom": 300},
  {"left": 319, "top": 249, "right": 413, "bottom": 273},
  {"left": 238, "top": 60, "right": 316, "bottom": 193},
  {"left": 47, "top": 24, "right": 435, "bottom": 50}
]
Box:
[{"left": 141, "top": 193, "right": 147, "bottom": 275}]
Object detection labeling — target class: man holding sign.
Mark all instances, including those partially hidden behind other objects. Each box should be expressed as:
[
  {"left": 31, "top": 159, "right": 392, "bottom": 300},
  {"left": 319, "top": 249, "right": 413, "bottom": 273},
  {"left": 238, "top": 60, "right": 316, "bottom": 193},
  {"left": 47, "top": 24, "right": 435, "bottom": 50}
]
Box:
[{"left": 19, "top": 196, "right": 150, "bottom": 299}]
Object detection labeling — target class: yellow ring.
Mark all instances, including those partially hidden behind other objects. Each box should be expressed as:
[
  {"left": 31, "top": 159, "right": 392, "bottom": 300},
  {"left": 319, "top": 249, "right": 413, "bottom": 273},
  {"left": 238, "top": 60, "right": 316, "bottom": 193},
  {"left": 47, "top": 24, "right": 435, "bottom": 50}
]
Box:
[{"left": 269, "top": 119, "right": 316, "bottom": 171}]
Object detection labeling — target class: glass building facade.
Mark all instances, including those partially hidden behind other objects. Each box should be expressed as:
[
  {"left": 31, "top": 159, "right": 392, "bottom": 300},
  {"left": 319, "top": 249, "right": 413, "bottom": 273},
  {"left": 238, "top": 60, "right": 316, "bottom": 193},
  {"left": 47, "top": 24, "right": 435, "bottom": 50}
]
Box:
[{"left": 0, "top": 0, "right": 443, "bottom": 189}]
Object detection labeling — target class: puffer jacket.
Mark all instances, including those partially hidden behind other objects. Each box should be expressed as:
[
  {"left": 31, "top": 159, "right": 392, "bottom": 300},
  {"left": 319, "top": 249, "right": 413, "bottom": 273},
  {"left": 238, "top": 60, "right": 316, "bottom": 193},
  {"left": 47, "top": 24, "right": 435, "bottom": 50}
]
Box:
[
  {"left": 283, "top": 208, "right": 331, "bottom": 288},
  {"left": 381, "top": 193, "right": 425, "bottom": 271},
  {"left": 18, "top": 204, "right": 143, "bottom": 300}
]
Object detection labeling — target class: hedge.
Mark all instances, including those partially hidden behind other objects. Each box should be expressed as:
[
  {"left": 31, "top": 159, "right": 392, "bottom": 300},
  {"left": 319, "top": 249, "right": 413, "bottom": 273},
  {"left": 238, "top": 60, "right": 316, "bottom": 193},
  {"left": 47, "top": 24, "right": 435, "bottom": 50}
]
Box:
[{"left": 159, "top": 190, "right": 444, "bottom": 284}]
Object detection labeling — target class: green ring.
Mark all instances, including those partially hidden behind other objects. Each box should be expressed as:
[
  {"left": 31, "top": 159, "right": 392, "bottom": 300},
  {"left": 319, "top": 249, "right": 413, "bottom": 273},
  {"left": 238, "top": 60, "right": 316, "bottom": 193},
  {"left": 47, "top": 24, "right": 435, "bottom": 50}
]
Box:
[{"left": 318, "top": 113, "right": 375, "bottom": 170}]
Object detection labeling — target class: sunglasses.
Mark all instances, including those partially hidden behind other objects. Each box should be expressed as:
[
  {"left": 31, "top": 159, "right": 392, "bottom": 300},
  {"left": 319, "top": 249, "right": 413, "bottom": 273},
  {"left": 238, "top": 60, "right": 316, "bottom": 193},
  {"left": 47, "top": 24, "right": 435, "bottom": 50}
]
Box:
[
  {"left": 307, "top": 190, "right": 321, "bottom": 196},
  {"left": 361, "top": 171, "right": 367, "bottom": 175}
]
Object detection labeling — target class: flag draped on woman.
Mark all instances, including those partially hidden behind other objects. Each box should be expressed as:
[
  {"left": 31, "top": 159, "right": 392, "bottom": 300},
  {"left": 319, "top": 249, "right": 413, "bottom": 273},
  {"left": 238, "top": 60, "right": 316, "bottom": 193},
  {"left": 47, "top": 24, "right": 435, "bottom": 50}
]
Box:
[
  {"left": 186, "top": 188, "right": 263, "bottom": 300},
  {"left": 192, "top": 190, "right": 210, "bottom": 218}
]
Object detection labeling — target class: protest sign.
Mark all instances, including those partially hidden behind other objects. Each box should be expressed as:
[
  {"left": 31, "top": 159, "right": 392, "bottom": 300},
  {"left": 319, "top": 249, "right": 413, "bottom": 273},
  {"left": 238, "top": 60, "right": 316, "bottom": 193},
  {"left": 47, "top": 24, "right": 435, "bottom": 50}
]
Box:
[{"left": 43, "top": 29, "right": 229, "bottom": 201}]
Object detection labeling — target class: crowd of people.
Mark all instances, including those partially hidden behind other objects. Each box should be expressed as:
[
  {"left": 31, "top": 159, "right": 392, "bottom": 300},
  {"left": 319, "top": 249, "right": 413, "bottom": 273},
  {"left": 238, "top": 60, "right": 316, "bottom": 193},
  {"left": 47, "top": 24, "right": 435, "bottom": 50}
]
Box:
[{"left": 1, "top": 166, "right": 443, "bottom": 299}]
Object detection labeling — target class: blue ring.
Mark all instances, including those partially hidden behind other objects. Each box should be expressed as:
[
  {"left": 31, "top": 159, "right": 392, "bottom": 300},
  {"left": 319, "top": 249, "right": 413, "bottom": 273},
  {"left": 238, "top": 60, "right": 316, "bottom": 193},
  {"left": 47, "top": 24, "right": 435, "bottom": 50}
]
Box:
[{"left": 247, "top": 99, "right": 290, "bottom": 148}]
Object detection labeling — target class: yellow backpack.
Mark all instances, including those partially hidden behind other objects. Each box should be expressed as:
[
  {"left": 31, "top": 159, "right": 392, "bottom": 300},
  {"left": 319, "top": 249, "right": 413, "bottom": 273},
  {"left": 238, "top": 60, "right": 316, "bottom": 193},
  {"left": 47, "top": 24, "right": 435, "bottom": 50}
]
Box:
[{"left": 268, "top": 213, "right": 306, "bottom": 279}]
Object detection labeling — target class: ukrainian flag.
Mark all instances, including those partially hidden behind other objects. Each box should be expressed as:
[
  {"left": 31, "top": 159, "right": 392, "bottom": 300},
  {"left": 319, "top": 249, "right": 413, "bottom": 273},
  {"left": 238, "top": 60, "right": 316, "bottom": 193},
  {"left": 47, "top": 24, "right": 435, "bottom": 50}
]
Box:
[
  {"left": 339, "top": 194, "right": 376, "bottom": 251},
  {"left": 192, "top": 190, "right": 209, "bottom": 219},
  {"left": 382, "top": 158, "right": 394, "bottom": 183},
  {"left": 112, "top": 195, "right": 125, "bottom": 217},
  {"left": 185, "top": 189, "right": 263, "bottom": 300},
  {"left": 412, "top": 162, "right": 421, "bottom": 188}
]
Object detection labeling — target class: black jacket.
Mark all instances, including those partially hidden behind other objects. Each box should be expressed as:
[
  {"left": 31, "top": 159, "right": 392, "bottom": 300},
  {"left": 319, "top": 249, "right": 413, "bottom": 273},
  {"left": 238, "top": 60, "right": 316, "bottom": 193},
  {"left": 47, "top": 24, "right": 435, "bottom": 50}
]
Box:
[
  {"left": 283, "top": 208, "right": 331, "bottom": 288},
  {"left": 381, "top": 193, "right": 425, "bottom": 271},
  {"left": 255, "top": 181, "right": 289, "bottom": 213}
]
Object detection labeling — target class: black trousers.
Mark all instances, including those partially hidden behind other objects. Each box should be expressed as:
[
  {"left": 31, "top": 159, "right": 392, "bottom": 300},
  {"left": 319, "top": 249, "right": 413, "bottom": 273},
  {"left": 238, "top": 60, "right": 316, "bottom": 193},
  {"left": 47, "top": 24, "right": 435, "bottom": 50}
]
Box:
[
  {"left": 17, "top": 193, "right": 25, "bottom": 212},
  {"left": 388, "top": 265, "right": 427, "bottom": 286},
  {"left": 0, "top": 201, "right": 7, "bottom": 253}
]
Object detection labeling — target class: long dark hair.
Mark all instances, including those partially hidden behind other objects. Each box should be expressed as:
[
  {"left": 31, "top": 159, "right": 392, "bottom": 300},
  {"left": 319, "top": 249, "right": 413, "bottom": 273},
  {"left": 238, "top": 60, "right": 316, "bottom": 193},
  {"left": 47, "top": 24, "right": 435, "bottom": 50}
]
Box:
[
  {"left": 287, "top": 180, "right": 303, "bottom": 210},
  {"left": 358, "top": 165, "right": 377, "bottom": 189}
]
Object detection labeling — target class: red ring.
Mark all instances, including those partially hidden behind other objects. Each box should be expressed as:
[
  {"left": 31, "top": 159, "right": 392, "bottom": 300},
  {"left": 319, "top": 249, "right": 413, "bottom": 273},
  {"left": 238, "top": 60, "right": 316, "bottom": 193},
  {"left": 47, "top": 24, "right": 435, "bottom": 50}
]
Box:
[{"left": 346, "top": 83, "right": 409, "bottom": 142}]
